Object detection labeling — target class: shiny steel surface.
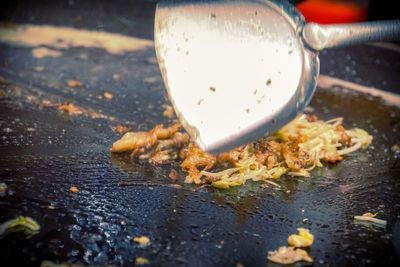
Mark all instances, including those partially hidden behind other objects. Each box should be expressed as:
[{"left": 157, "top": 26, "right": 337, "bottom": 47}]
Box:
[
  {"left": 155, "top": 0, "right": 400, "bottom": 153},
  {"left": 303, "top": 20, "right": 400, "bottom": 51},
  {"left": 155, "top": 0, "right": 318, "bottom": 153}
]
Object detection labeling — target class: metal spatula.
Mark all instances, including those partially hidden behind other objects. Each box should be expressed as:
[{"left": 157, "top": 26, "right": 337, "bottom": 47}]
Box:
[{"left": 154, "top": 0, "right": 400, "bottom": 153}]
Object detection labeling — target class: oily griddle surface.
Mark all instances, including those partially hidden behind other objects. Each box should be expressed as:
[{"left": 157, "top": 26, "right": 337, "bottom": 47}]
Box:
[
  {"left": 0, "top": 2, "right": 400, "bottom": 266},
  {"left": 0, "top": 41, "right": 400, "bottom": 267}
]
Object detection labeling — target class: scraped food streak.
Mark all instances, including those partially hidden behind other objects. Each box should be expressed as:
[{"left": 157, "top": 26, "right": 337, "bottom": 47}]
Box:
[
  {"left": 318, "top": 75, "right": 400, "bottom": 106},
  {"left": 0, "top": 24, "right": 153, "bottom": 54},
  {"left": 31, "top": 47, "right": 62, "bottom": 58}
]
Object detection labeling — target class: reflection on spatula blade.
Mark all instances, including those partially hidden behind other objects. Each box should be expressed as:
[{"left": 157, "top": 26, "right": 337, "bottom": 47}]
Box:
[{"left": 155, "top": 0, "right": 314, "bottom": 153}]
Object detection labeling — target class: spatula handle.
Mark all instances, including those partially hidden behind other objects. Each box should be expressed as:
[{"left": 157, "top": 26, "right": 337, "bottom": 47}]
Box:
[{"left": 302, "top": 20, "right": 400, "bottom": 51}]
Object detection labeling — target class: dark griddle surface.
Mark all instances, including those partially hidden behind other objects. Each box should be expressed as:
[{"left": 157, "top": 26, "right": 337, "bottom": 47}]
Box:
[{"left": 1, "top": 1, "right": 400, "bottom": 266}]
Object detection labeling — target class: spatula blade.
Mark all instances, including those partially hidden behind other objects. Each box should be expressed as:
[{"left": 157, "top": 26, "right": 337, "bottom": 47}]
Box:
[{"left": 155, "top": 0, "right": 311, "bottom": 153}]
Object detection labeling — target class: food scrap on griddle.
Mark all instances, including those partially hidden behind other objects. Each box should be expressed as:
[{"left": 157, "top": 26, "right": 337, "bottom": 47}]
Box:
[
  {"left": 66, "top": 79, "right": 82, "bottom": 88},
  {"left": 56, "top": 103, "right": 83, "bottom": 115},
  {"left": 267, "top": 246, "right": 313, "bottom": 265},
  {"left": 0, "top": 182, "right": 7, "bottom": 193},
  {"left": 162, "top": 104, "right": 175, "bottom": 119},
  {"left": 133, "top": 236, "right": 151, "bottom": 246},
  {"left": 135, "top": 257, "right": 149, "bottom": 265},
  {"left": 111, "top": 114, "right": 372, "bottom": 188},
  {"left": 111, "top": 123, "right": 184, "bottom": 155},
  {"left": 111, "top": 125, "right": 131, "bottom": 134},
  {"left": 354, "top": 212, "right": 387, "bottom": 226},
  {"left": 69, "top": 186, "right": 79, "bottom": 193},
  {"left": 168, "top": 169, "right": 178, "bottom": 182},
  {"left": 103, "top": 91, "right": 114, "bottom": 100},
  {"left": 268, "top": 228, "right": 314, "bottom": 265},
  {"left": 0, "top": 216, "right": 40, "bottom": 236},
  {"left": 288, "top": 228, "right": 314, "bottom": 248}
]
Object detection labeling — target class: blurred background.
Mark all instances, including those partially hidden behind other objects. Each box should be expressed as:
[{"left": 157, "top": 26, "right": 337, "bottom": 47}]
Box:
[
  {"left": 1, "top": 0, "right": 399, "bottom": 26},
  {"left": 292, "top": 0, "right": 398, "bottom": 23}
]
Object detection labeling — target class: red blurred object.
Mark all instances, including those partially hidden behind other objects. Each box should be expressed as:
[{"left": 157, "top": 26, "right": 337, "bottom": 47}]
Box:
[{"left": 296, "top": 0, "right": 367, "bottom": 24}]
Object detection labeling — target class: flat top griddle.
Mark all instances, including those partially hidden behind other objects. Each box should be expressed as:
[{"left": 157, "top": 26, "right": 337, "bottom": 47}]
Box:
[{"left": 0, "top": 1, "right": 400, "bottom": 266}]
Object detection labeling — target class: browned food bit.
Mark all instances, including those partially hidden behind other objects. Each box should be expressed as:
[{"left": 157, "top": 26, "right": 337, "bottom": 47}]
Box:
[
  {"left": 148, "top": 133, "right": 189, "bottom": 164},
  {"left": 69, "top": 186, "right": 79, "bottom": 193},
  {"left": 32, "top": 47, "right": 61, "bottom": 58},
  {"left": 217, "top": 146, "right": 245, "bottom": 166},
  {"left": 267, "top": 246, "right": 313, "bottom": 264},
  {"left": 111, "top": 125, "right": 131, "bottom": 134},
  {"left": 323, "top": 152, "right": 343, "bottom": 163},
  {"left": 135, "top": 257, "right": 149, "bottom": 265},
  {"left": 281, "top": 144, "right": 303, "bottom": 171},
  {"left": 168, "top": 169, "right": 178, "bottom": 182},
  {"left": 336, "top": 125, "right": 352, "bottom": 146},
  {"left": 66, "top": 79, "right": 82, "bottom": 88},
  {"left": 40, "top": 100, "right": 118, "bottom": 120},
  {"left": 254, "top": 149, "right": 279, "bottom": 170},
  {"left": 133, "top": 236, "right": 150, "bottom": 246},
  {"left": 253, "top": 140, "right": 282, "bottom": 168},
  {"left": 112, "top": 123, "right": 181, "bottom": 153},
  {"left": 152, "top": 123, "right": 181, "bottom": 139},
  {"left": 111, "top": 113, "right": 372, "bottom": 186},
  {"left": 133, "top": 147, "right": 154, "bottom": 160},
  {"left": 41, "top": 101, "right": 84, "bottom": 116},
  {"left": 162, "top": 104, "right": 175, "bottom": 119},
  {"left": 103, "top": 91, "right": 113, "bottom": 100},
  {"left": 181, "top": 144, "right": 216, "bottom": 184},
  {"left": 57, "top": 103, "right": 83, "bottom": 115},
  {"left": 112, "top": 131, "right": 157, "bottom": 153},
  {"left": 150, "top": 150, "right": 177, "bottom": 164},
  {"left": 156, "top": 132, "right": 189, "bottom": 152},
  {"left": 87, "top": 110, "right": 117, "bottom": 121}
]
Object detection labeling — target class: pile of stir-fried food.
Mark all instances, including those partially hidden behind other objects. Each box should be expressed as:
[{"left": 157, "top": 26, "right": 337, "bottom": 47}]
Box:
[{"left": 111, "top": 114, "right": 372, "bottom": 188}]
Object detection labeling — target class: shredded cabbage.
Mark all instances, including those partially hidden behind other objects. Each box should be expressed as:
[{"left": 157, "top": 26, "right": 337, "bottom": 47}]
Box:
[
  {"left": 202, "top": 114, "right": 372, "bottom": 189},
  {"left": 0, "top": 216, "right": 40, "bottom": 236}
]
